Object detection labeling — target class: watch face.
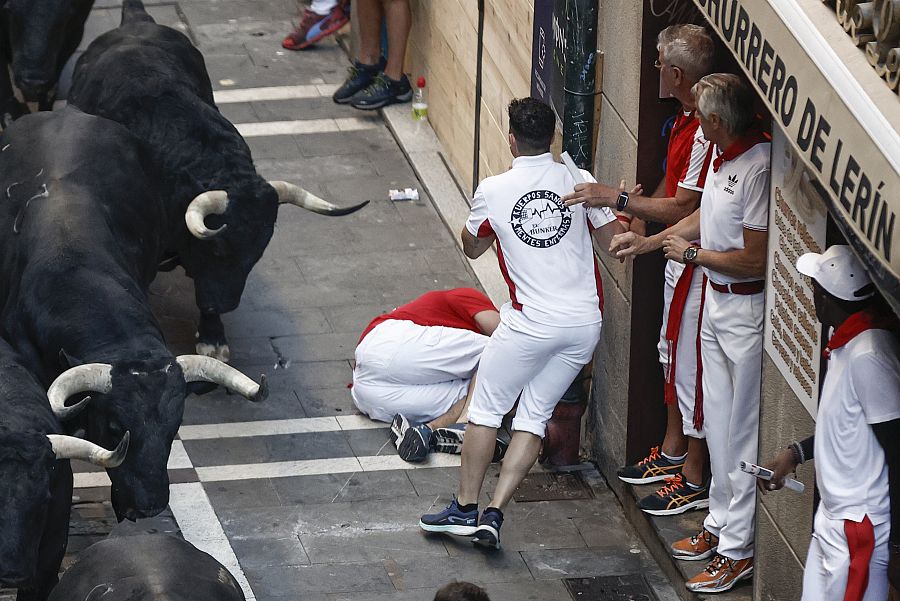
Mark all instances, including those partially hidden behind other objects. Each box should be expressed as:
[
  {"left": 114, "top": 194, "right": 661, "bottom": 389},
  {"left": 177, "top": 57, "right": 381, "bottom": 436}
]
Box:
[{"left": 684, "top": 247, "right": 697, "bottom": 262}]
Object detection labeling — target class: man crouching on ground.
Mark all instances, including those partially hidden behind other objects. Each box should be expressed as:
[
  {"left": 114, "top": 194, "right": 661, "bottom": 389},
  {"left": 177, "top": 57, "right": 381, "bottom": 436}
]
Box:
[{"left": 419, "top": 97, "right": 626, "bottom": 549}]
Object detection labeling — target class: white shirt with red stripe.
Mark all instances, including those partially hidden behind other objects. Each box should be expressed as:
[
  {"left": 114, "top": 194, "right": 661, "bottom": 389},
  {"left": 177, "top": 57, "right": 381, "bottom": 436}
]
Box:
[
  {"left": 816, "top": 328, "right": 900, "bottom": 525},
  {"left": 666, "top": 110, "right": 712, "bottom": 198},
  {"left": 699, "top": 142, "right": 771, "bottom": 284},
  {"left": 465, "top": 152, "right": 614, "bottom": 327}
]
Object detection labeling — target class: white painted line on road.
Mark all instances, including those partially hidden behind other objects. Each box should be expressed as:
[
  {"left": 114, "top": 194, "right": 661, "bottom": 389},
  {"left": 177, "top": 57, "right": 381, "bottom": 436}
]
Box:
[
  {"left": 72, "top": 471, "right": 111, "bottom": 489},
  {"left": 168, "top": 439, "right": 193, "bottom": 469},
  {"left": 169, "top": 482, "right": 256, "bottom": 601},
  {"left": 177, "top": 414, "right": 386, "bottom": 440},
  {"left": 213, "top": 85, "right": 320, "bottom": 103},
  {"left": 336, "top": 414, "right": 390, "bottom": 431},
  {"left": 359, "top": 453, "right": 461, "bottom": 472},
  {"left": 234, "top": 117, "right": 377, "bottom": 137}
]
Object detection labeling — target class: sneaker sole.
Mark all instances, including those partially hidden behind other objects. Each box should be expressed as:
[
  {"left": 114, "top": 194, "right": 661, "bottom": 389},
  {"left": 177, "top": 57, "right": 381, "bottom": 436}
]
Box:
[
  {"left": 640, "top": 498, "right": 710, "bottom": 516},
  {"left": 432, "top": 428, "right": 464, "bottom": 454},
  {"left": 351, "top": 90, "right": 414, "bottom": 111},
  {"left": 685, "top": 566, "right": 753, "bottom": 593},
  {"left": 618, "top": 473, "right": 679, "bottom": 485},
  {"left": 419, "top": 521, "right": 477, "bottom": 536},
  {"left": 472, "top": 525, "right": 500, "bottom": 550},
  {"left": 390, "top": 414, "right": 409, "bottom": 447},
  {"left": 672, "top": 547, "right": 717, "bottom": 561}
]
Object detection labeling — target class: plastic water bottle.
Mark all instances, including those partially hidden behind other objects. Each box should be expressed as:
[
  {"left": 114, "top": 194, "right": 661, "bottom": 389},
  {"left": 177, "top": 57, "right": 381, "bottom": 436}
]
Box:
[{"left": 412, "top": 76, "right": 428, "bottom": 121}]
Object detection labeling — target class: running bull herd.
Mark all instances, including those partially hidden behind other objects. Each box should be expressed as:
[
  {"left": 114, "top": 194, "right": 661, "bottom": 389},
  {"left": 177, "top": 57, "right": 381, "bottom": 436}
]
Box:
[{"left": 0, "top": 1, "right": 368, "bottom": 599}]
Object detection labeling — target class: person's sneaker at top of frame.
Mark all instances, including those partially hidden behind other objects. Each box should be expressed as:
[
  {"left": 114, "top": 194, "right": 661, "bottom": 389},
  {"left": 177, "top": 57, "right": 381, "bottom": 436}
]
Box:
[
  {"left": 282, "top": 1, "right": 350, "bottom": 51},
  {"left": 637, "top": 473, "right": 709, "bottom": 516},
  {"left": 432, "top": 424, "right": 509, "bottom": 462},
  {"left": 671, "top": 528, "right": 719, "bottom": 561},
  {"left": 419, "top": 497, "right": 478, "bottom": 536},
  {"left": 349, "top": 72, "right": 413, "bottom": 110},
  {"left": 685, "top": 554, "right": 753, "bottom": 593},
  {"left": 616, "top": 445, "right": 685, "bottom": 484},
  {"left": 472, "top": 507, "right": 503, "bottom": 550},
  {"left": 398, "top": 423, "right": 433, "bottom": 463},
  {"left": 333, "top": 57, "right": 386, "bottom": 104}
]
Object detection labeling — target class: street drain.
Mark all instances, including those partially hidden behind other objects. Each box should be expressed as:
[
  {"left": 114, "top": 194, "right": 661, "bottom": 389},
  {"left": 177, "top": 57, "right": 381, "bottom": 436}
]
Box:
[
  {"left": 563, "top": 574, "right": 657, "bottom": 600},
  {"left": 512, "top": 471, "right": 594, "bottom": 502}
]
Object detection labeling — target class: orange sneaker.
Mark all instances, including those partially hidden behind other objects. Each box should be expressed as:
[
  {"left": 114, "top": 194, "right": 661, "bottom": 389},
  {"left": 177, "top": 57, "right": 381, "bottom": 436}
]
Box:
[
  {"left": 685, "top": 554, "right": 753, "bottom": 593},
  {"left": 671, "top": 528, "right": 718, "bottom": 561}
]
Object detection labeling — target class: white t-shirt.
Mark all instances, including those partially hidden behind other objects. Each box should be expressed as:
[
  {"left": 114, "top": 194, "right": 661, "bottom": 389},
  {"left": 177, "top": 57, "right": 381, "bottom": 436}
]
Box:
[
  {"left": 815, "top": 328, "right": 900, "bottom": 525},
  {"left": 699, "top": 142, "right": 771, "bottom": 284},
  {"left": 465, "top": 153, "right": 615, "bottom": 326}
]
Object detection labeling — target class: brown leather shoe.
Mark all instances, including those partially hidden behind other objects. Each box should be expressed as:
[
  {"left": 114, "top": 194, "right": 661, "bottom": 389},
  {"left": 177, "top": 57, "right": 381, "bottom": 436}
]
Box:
[{"left": 685, "top": 554, "right": 753, "bottom": 593}]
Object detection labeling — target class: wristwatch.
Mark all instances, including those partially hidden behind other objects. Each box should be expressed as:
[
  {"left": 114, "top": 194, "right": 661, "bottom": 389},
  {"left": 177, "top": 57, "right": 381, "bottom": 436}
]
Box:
[
  {"left": 616, "top": 191, "right": 630, "bottom": 212},
  {"left": 683, "top": 246, "right": 699, "bottom": 263}
]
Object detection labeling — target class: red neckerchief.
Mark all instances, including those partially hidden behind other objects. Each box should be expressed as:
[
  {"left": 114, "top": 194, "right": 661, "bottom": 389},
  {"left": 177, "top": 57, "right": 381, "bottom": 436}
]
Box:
[
  {"left": 824, "top": 309, "right": 900, "bottom": 359},
  {"left": 712, "top": 130, "right": 769, "bottom": 172}
]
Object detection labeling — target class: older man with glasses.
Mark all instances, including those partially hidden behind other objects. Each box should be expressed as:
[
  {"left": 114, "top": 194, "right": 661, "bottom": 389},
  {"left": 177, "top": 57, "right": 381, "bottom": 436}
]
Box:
[{"left": 609, "top": 73, "right": 770, "bottom": 593}]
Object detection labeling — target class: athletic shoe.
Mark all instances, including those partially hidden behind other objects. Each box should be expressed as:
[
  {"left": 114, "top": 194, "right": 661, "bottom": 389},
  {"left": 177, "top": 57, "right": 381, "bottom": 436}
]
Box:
[
  {"left": 349, "top": 73, "right": 413, "bottom": 110},
  {"left": 390, "top": 413, "right": 410, "bottom": 447},
  {"left": 397, "top": 424, "right": 433, "bottom": 463},
  {"left": 671, "top": 528, "right": 719, "bottom": 561},
  {"left": 282, "top": 0, "right": 350, "bottom": 50},
  {"left": 685, "top": 555, "right": 753, "bottom": 593},
  {"left": 616, "top": 446, "right": 684, "bottom": 484},
  {"left": 419, "top": 498, "right": 478, "bottom": 536},
  {"left": 432, "top": 424, "right": 509, "bottom": 462},
  {"left": 332, "top": 57, "right": 386, "bottom": 104},
  {"left": 472, "top": 507, "right": 503, "bottom": 550},
  {"left": 637, "top": 474, "right": 709, "bottom": 516}
]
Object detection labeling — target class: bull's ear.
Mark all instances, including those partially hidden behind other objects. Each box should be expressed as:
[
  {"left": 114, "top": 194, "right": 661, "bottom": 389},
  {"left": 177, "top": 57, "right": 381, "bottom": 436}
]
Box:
[{"left": 58, "top": 348, "right": 85, "bottom": 369}]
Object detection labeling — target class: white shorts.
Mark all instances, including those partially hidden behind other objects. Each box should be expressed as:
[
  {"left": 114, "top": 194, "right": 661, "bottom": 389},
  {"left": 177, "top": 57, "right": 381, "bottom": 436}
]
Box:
[
  {"left": 802, "top": 511, "right": 889, "bottom": 601},
  {"left": 656, "top": 259, "right": 704, "bottom": 438},
  {"left": 468, "top": 303, "right": 602, "bottom": 437},
  {"left": 351, "top": 319, "right": 488, "bottom": 424}
]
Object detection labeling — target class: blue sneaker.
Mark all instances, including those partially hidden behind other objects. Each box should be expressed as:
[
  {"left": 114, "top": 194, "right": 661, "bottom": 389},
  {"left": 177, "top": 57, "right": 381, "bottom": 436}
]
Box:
[
  {"left": 349, "top": 73, "right": 413, "bottom": 110},
  {"left": 332, "top": 57, "right": 386, "bottom": 104},
  {"left": 397, "top": 423, "right": 433, "bottom": 463},
  {"left": 419, "top": 498, "right": 478, "bottom": 536},
  {"left": 473, "top": 508, "right": 503, "bottom": 550},
  {"left": 432, "top": 424, "right": 509, "bottom": 462}
]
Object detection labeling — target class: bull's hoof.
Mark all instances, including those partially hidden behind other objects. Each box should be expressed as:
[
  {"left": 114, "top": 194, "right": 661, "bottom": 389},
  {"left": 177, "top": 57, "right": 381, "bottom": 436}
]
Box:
[{"left": 196, "top": 341, "right": 230, "bottom": 363}]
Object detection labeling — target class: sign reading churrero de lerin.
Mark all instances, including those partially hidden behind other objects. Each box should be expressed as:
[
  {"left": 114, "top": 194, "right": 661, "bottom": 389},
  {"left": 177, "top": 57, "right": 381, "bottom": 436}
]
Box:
[
  {"left": 764, "top": 130, "right": 827, "bottom": 418},
  {"left": 692, "top": 0, "right": 899, "bottom": 306}
]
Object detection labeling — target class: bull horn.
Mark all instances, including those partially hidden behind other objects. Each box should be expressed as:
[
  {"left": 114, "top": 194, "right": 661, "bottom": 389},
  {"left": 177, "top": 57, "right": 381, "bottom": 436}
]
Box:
[
  {"left": 185, "top": 190, "right": 229, "bottom": 239},
  {"left": 47, "top": 431, "right": 130, "bottom": 468},
  {"left": 270, "top": 180, "right": 369, "bottom": 216},
  {"left": 176, "top": 355, "right": 268, "bottom": 402},
  {"left": 48, "top": 364, "right": 112, "bottom": 420}
]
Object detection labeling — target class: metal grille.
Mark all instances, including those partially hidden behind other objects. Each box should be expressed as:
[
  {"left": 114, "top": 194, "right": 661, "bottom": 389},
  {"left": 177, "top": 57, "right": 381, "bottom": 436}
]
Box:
[{"left": 563, "top": 574, "right": 657, "bottom": 601}]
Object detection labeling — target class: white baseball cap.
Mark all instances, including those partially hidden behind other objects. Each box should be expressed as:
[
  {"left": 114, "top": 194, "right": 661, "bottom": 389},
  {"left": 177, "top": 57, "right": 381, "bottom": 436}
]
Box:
[{"left": 796, "top": 245, "right": 874, "bottom": 302}]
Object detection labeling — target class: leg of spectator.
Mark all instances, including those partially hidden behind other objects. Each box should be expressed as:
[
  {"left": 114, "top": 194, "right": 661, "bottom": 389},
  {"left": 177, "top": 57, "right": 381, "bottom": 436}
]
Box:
[
  {"left": 427, "top": 377, "right": 476, "bottom": 429},
  {"left": 489, "top": 432, "right": 543, "bottom": 509},
  {"left": 661, "top": 403, "right": 689, "bottom": 457},
  {"left": 457, "top": 424, "right": 500, "bottom": 506},
  {"left": 356, "top": 0, "right": 384, "bottom": 64},
  {"left": 683, "top": 436, "right": 709, "bottom": 485},
  {"left": 381, "top": 0, "right": 411, "bottom": 80}
]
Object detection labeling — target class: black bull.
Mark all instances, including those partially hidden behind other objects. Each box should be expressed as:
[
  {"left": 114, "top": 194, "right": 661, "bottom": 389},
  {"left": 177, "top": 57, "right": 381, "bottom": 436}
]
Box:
[
  {"left": 0, "top": 338, "right": 128, "bottom": 601},
  {"left": 47, "top": 533, "right": 245, "bottom": 601},
  {"left": 0, "top": 107, "right": 266, "bottom": 527},
  {"left": 68, "top": 0, "right": 368, "bottom": 364},
  {"left": 0, "top": 0, "right": 95, "bottom": 124}
]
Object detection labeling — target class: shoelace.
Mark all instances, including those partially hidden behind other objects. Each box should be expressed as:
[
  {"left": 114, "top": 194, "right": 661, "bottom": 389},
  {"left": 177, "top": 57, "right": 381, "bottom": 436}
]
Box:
[
  {"left": 362, "top": 73, "right": 391, "bottom": 96},
  {"left": 638, "top": 446, "right": 661, "bottom": 466},
  {"left": 705, "top": 554, "right": 733, "bottom": 575},
  {"left": 656, "top": 474, "right": 684, "bottom": 497},
  {"left": 689, "top": 529, "right": 714, "bottom": 548}
]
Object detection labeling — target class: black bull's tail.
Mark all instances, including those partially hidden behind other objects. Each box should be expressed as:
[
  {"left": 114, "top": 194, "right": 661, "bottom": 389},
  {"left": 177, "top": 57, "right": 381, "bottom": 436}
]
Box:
[{"left": 121, "top": 0, "right": 155, "bottom": 25}]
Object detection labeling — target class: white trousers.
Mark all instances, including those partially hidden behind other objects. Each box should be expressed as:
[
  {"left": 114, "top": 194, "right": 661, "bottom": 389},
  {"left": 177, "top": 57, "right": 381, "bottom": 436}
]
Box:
[
  {"left": 352, "top": 320, "right": 488, "bottom": 424},
  {"left": 802, "top": 511, "right": 889, "bottom": 601},
  {"left": 700, "top": 286, "right": 764, "bottom": 560},
  {"left": 309, "top": 0, "right": 338, "bottom": 14},
  {"left": 468, "top": 304, "right": 602, "bottom": 437},
  {"left": 656, "top": 259, "right": 705, "bottom": 438}
]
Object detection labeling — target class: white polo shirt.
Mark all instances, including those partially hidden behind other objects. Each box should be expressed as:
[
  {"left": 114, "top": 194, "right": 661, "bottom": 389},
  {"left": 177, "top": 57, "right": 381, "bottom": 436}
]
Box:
[
  {"left": 465, "top": 153, "right": 615, "bottom": 327},
  {"left": 815, "top": 328, "right": 900, "bottom": 525},
  {"left": 699, "top": 142, "right": 771, "bottom": 284}
]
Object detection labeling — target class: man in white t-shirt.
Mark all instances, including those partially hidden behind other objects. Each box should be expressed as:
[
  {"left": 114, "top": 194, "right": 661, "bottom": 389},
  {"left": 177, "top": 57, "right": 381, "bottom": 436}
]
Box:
[
  {"left": 610, "top": 73, "right": 769, "bottom": 593},
  {"left": 419, "top": 97, "right": 626, "bottom": 549},
  {"left": 760, "top": 245, "right": 900, "bottom": 601}
]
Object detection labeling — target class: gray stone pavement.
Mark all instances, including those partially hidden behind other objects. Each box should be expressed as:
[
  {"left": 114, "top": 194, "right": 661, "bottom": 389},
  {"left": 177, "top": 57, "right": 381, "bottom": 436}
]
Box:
[{"left": 1, "top": 2, "right": 705, "bottom": 600}]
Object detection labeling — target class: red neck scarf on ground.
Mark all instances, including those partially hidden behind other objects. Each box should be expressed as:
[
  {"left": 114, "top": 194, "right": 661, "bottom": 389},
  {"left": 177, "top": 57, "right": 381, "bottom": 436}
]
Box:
[
  {"left": 824, "top": 309, "right": 900, "bottom": 359},
  {"left": 712, "top": 130, "right": 769, "bottom": 172}
]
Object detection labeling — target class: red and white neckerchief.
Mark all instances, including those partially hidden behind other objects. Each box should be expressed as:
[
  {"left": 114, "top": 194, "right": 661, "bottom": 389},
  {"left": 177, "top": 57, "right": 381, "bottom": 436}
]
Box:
[
  {"left": 823, "top": 309, "right": 900, "bottom": 359},
  {"left": 712, "top": 130, "right": 770, "bottom": 173}
]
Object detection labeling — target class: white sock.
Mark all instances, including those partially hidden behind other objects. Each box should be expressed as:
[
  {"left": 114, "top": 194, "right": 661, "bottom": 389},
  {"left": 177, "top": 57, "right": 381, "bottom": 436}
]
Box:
[
  {"left": 309, "top": 0, "right": 337, "bottom": 15},
  {"left": 661, "top": 450, "right": 687, "bottom": 462}
]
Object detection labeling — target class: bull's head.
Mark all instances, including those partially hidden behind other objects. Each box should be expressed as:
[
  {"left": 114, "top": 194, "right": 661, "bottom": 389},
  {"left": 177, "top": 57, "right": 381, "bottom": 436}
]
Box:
[
  {"left": 0, "top": 429, "right": 126, "bottom": 587},
  {"left": 47, "top": 355, "right": 266, "bottom": 521},
  {"left": 182, "top": 181, "right": 368, "bottom": 315},
  {"left": 1, "top": 0, "right": 91, "bottom": 102}
]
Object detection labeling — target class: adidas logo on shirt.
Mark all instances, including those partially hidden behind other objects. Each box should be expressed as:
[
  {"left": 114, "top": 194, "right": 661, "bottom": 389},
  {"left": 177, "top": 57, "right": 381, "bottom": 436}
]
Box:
[{"left": 724, "top": 174, "right": 738, "bottom": 195}]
